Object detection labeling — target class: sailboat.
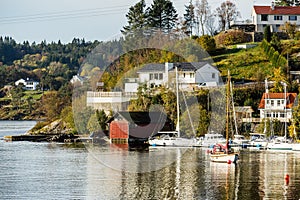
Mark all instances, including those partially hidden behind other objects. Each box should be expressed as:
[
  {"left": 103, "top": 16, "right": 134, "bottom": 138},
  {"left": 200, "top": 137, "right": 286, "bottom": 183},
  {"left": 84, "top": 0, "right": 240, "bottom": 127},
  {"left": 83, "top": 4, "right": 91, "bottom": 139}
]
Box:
[
  {"left": 209, "top": 71, "right": 239, "bottom": 163},
  {"left": 267, "top": 82, "right": 293, "bottom": 151},
  {"left": 249, "top": 79, "right": 270, "bottom": 149},
  {"left": 148, "top": 66, "right": 197, "bottom": 147}
]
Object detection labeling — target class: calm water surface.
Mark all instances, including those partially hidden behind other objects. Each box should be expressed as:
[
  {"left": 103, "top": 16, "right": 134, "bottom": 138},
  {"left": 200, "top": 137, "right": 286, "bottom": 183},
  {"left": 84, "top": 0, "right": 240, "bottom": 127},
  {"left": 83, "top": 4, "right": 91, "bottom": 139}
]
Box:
[{"left": 1, "top": 121, "right": 300, "bottom": 199}]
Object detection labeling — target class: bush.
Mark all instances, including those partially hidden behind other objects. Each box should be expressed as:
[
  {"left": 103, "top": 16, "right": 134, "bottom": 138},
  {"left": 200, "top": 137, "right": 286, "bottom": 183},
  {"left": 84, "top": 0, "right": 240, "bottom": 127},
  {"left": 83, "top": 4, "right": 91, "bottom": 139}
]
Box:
[
  {"left": 196, "top": 35, "right": 216, "bottom": 52},
  {"left": 295, "top": 32, "right": 300, "bottom": 40},
  {"left": 215, "top": 30, "right": 251, "bottom": 46}
]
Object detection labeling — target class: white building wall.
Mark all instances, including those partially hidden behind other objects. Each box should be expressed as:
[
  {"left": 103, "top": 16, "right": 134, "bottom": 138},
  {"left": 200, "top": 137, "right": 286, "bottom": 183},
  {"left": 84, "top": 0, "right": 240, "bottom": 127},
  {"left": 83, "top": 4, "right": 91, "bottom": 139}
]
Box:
[
  {"left": 252, "top": 11, "right": 300, "bottom": 32},
  {"left": 195, "top": 64, "right": 219, "bottom": 84}
]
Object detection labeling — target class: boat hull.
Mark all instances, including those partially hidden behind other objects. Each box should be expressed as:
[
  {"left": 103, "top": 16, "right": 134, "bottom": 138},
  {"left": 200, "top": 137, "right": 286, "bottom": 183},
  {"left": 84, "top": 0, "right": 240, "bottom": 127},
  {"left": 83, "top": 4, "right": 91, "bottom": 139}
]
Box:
[
  {"left": 292, "top": 143, "right": 300, "bottom": 151},
  {"left": 210, "top": 153, "right": 239, "bottom": 163},
  {"left": 149, "top": 137, "right": 196, "bottom": 147},
  {"left": 267, "top": 142, "right": 293, "bottom": 151}
]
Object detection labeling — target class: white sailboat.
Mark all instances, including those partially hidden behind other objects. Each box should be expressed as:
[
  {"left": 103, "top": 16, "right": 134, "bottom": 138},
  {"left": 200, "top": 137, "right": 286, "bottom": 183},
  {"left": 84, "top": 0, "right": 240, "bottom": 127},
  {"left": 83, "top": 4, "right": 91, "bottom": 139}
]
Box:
[
  {"left": 250, "top": 79, "right": 270, "bottom": 149},
  {"left": 148, "top": 66, "right": 197, "bottom": 147},
  {"left": 210, "top": 71, "right": 239, "bottom": 163},
  {"left": 267, "top": 82, "right": 293, "bottom": 151}
]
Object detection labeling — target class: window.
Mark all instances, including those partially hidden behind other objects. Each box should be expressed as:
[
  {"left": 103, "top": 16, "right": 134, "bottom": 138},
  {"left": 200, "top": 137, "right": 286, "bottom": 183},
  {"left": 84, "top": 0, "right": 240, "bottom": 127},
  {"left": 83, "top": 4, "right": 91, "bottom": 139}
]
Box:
[
  {"left": 154, "top": 73, "right": 158, "bottom": 80},
  {"left": 271, "top": 100, "right": 274, "bottom": 106},
  {"left": 289, "top": 16, "right": 297, "bottom": 21},
  {"left": 280, "top": 113, "right": 285, "bottom": 118},
  {"left": 261, "top": 14, "right": 268, "bottom": 21},
  {"left": 277, "top": 100, "right": 280, "bottom": 106},
  {"left": 212, "top": 73, "right": 215, "bottom": 79},
  {"left": 281, "top": 100, "right": 284, "bottom": 105},
  {"left": 266, "top": 100, "right": 270, "bottom": 105},
  {"left": 183, "top": 73, "right": 186, "bottom": 78},
  {"left": 159, "top": 73, "right": 163, "bottom": 80},
  {"left": 190, "top": 73, "right": 194, "bottom": 78},
  {"left": 149, "top": 74, "right": 153, "bottom": 80},
  {"left": 274, "top": 15, "right": 282, "bottom": 20}
]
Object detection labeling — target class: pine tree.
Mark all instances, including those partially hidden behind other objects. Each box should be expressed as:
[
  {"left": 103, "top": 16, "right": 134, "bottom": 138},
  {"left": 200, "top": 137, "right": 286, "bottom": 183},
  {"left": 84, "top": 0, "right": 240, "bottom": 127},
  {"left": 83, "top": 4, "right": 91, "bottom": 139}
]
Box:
[
  {"left": 147, "top": 0, "right": 178, "bottom": 32},
  {"left": 182, "top": 0, "right": 195, "bottom": 36},
  {"left": 122, "top": 0, "right": 147, "bottom": 36}
]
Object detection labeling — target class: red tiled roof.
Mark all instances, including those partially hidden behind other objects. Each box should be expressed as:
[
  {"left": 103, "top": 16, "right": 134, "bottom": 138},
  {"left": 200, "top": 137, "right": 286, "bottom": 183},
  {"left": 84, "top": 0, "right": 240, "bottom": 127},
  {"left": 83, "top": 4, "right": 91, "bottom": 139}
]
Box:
[
  {"left": 254, "top": 6, "right": 300, "bottom": 15},
  {"left": 258, "top": 93, "right": 298, "bottom": 109}
]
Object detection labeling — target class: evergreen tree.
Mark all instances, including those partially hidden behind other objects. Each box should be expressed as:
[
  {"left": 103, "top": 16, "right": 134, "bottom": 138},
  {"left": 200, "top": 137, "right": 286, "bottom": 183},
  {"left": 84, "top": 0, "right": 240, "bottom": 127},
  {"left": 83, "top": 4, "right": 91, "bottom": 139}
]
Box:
[
  {"left": 122, "top": 0, "right": 147, "bottom": 36},
  {"left": 147, "top": 0, "right": 178, "bottom": 32},
  {"left": 96, "top": 109, "right": 108, "bottom": 131},
  {"left": 264, "top": 25, "right": 272, "bottom": 42},
  {"left": 182, "top": 0, "right": 195, "bottom": 36}
]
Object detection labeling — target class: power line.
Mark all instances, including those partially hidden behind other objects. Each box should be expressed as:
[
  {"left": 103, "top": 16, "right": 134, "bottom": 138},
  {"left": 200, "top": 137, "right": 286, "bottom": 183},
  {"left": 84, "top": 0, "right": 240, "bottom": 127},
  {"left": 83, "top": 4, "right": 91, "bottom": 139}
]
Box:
[{"left": 0, "top": 5, "right": 131, "bottom": 25}]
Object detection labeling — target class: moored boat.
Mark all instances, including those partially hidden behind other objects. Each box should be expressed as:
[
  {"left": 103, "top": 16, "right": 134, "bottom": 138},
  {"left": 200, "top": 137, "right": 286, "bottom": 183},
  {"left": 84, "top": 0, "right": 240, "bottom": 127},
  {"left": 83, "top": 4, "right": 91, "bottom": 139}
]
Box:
[{"left": 209, "top": 71, "right": 239, "bottom": 163}]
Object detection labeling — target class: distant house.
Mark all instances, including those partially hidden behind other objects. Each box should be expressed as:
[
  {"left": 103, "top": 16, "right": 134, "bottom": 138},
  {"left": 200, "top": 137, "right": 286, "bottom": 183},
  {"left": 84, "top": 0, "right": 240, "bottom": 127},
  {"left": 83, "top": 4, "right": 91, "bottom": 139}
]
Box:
[
  {"left": 252, "top": 3, "right": 300, "bottom": 32},
  {"left": 70, "top": 75, "right": 86, "bottom": 85},
  {"left": 15, "top": 78, "right": 39, "bottom": 90},
  {"left": 235, "top": 106, "right": 254, "bottom": 123},
  {"left": 258, "top": 92, "right": 298, "bottom": 122},
  {"left": 107, "top": 111, "right": 172, "bottom": 143}
]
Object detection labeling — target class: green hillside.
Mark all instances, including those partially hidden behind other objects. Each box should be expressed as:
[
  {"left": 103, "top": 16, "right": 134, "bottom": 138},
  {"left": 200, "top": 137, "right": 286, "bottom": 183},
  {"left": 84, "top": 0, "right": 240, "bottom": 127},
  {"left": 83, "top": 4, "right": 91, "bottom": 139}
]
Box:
[{"left": 213, "top": 45, "right": 273, "bottom": 82}]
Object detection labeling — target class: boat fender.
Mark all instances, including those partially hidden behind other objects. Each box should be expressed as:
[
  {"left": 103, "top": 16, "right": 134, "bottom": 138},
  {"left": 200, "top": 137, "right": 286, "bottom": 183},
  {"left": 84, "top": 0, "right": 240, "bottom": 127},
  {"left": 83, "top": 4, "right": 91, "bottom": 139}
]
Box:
[
  {"left": 227, "top": 160, "right": 232, "bottom": 164},
  {"left": 285, "top": 174, "right": 290, "bottom": 185}
]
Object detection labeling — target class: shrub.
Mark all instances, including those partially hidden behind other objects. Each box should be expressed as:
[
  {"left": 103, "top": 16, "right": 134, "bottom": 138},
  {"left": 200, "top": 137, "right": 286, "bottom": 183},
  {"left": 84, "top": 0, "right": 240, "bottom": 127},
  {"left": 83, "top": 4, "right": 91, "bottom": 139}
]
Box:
[
  {"left": 215, "top": 30, "right": 251, "bottom": 46},
  {"left": 196, "top": 35, "right": 216, "bottom": 52}
]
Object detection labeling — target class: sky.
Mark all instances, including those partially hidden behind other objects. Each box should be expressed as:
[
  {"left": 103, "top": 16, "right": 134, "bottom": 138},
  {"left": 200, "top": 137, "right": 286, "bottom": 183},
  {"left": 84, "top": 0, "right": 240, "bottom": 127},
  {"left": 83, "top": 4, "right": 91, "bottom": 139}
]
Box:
[{"left": 0, "top": 0, "right": 272, "bottom": 43}]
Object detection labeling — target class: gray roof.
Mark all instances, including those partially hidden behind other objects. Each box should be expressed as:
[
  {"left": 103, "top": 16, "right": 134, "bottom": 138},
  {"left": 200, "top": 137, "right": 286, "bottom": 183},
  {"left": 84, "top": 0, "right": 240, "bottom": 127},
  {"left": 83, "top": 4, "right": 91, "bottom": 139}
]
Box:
[
  {"left": 235, "top": 106, "right": 254, "bottom": 113},
  {"left": 173, "top": 62, "right": 219, "bottom": 72},
  {"left": 137, "top": 63, "right": 165, "bottom": 73},
  {"left": 137, "top": 62, "right": 219, "bottom": 73}
]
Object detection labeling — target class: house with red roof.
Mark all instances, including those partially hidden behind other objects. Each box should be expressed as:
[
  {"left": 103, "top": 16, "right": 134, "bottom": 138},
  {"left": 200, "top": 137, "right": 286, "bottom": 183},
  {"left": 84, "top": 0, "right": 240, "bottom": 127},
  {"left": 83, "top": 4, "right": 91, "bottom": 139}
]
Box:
[
  {"left": 252, "top": 2, "right": 300, "bottom": 32},
  {"left": 258, "top": 92, "right": 298, "bottom": 122}
]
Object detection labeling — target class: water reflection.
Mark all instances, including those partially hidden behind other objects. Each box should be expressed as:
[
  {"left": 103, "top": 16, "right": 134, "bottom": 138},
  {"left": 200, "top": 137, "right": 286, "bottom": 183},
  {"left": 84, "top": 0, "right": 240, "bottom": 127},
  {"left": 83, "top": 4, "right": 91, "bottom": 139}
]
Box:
[{"left": 86, "top": 147, "right": 300, "bottom": 199}]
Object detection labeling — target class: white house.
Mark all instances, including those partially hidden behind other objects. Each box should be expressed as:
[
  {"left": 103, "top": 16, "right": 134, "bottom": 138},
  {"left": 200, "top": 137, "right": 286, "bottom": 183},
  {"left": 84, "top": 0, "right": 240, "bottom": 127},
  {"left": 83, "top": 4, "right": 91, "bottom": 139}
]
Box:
[
  {"left": 175, "top": 62, "right": 221, "bottom": 89},
  {"left": 136, "top": 62, "right": 221, "bottom": 90},
  {"left": 15, "top": 78, "right": 39, "bottom": 90},
  {"left": 258, "top": 92, "right": 298, "bottom": 122},
  {"left": 87, "top": 62, "right": 221, "bottom": 112},
  {"left": 252, "top": 3, "right": 300, "bottom": 32}
]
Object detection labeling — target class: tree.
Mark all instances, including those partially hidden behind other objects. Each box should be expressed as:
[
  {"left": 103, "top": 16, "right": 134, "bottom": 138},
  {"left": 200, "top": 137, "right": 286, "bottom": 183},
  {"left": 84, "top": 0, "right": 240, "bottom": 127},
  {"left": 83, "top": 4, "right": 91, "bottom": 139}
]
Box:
[
  {"left": 147, "top": 0, "right": 178, "bottom": 32},
  {"left": 264, "top": 25, "right": 272, "bottom": 42},
  {"left": 122, "top": 0, "right": 147, "bottom": 36},
  {"left": 182, "top": 0, "right": 195, "bottom": 36},
  {"left": 194, "top": 0, "right": 209, "bottom": 36},
  {"left": 270, "top": 34, "right": 282, "bottom": 52},
  {"left": 216, "top": 1, "right": 240, "bottom": 31},
  {"left": 96, "top": 109, "right": 108, "bottom": 131},
  {"left": 205, "top": 13, "right": 217, "bottom": 36},
  {"left": 280, "top": 22, "right": 297, "bottom": 39},
  {"left": 275, "top": 0, "right": 300, "bottom": 6}
]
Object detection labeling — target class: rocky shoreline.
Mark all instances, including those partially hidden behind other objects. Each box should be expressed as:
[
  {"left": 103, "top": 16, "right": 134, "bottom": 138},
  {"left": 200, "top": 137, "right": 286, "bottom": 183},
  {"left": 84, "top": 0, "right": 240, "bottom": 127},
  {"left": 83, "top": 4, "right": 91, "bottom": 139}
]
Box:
[{"left": 4, "top": 119, "right": 79, "bottom": 142}]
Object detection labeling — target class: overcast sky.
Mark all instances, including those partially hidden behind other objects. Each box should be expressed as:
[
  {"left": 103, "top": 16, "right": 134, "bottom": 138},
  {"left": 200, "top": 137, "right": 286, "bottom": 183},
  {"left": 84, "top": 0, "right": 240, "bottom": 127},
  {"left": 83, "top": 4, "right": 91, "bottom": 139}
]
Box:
[{"left": 0, "top": 0, "right": 271, "bottom": 43}]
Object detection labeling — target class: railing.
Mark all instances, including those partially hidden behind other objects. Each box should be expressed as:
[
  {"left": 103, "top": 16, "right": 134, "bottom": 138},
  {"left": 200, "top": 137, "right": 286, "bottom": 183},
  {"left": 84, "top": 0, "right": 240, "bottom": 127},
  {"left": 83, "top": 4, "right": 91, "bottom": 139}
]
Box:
[{"left": 87, "top": 91, "right": 137, "bottom": 98}]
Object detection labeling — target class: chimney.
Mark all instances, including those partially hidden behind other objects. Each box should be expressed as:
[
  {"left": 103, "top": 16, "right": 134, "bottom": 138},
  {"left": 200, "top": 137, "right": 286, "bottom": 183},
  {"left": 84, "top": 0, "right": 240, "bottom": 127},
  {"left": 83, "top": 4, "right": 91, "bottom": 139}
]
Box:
[{"left": 271, "top": 1, "right": 275, "bottom": 10}]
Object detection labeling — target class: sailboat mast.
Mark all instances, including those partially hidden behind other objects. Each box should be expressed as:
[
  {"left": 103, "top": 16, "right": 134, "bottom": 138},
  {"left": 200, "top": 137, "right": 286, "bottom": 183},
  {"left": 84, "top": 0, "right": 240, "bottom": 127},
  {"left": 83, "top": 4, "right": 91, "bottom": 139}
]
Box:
[
  {"left": 175, "top": 66, "right": 180, "bottom": 137},
  {"left": 284, "top": 82, "right": 287, "bottom": 142},
  {"left": 226, "top": 71, "right": 230, "bottom": 142}
]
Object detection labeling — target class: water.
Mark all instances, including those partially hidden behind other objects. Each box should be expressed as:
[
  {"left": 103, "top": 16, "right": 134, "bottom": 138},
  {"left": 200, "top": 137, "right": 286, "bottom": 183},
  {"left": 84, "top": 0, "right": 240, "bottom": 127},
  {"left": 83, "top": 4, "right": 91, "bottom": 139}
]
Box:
[{"left": 1, "top": 121, "right": 300, "bottom": 199}]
